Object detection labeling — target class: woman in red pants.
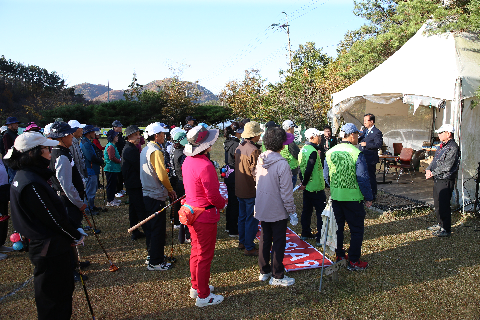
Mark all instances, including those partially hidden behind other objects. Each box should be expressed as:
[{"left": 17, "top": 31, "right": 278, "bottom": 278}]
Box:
[{"left": 182, "top": 125, "right": 226, "bottom": 307}]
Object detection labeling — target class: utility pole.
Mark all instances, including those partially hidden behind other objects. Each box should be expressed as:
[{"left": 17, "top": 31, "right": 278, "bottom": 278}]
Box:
[{"left": 271, "top": 12, "right": 293, "bottom": 70}]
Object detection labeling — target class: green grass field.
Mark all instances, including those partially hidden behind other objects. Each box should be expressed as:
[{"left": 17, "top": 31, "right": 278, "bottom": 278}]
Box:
[{"left": 1, "top": 137, "right": 480, "bottom": 319}]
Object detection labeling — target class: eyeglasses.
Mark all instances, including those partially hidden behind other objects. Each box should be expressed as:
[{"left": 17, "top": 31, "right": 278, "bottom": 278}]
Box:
[{"left": 41, "top": 146, "right": 51, "bottom": 152}]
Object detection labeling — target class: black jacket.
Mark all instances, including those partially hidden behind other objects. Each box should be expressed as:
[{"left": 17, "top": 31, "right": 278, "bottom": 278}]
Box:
[
  {"left": 427, "top": 139, "right": 460, "bottom": 181},
  {"left": 116, "top": 133, "right": 126, "bottom": 155},
  {"left": 224, "top": 136, "right": 240, "bottom": 184},
  {"left": 173, "top": 147, "right": 186, "bottom": 181},
  {"left": 358, "top": 126, "right": 383, "bottom": 165},
  {"left": 10, "top": 165, "right": 81, "bottom": 256},
  {"left": 122, "top": 141, "right": 142, "bottom": 189}
]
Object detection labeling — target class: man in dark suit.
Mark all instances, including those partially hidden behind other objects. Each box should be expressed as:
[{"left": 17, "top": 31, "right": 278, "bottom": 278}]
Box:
[
  {"left": 358, "top": 113, "right": 383, "bottom": 200},
  {"left": 319, "top": 126, "right": 338, "bottom": 166}
]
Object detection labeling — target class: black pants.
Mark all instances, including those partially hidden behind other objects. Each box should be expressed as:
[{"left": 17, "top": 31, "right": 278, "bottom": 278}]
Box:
[
  {"left": 367, "top": 163, "right": 377, "bottom": 200},
  {"left": 332, "top": 200, "right": 366, "bottom": 263},
  {"left": 29, "top": 241, "right": 74, "bottom": 320},
  {"left": 172, "top": 179, "right": 185, "bottom": 226},
  {"left": 116, "top": 171, "right": 124, "bottom": 193},
  {"left": 259, "top": 219, "right": 288, "bottom": 279},
  {"left": 225, "top": 181, "right": 239, "bottom": 235},
  {"left": 126, "top": 187, "right": 145, "bottom": 236},
  {"left": 433, "top": 179, "right": 455, "bottom": 233},
  {"left": 105, "top": 171, "right": 118, "bottom": 202},
  {"left": 301, "top": 189, "right": 326, "bottom": 241},
  {"left": 143, "top": 196, "right": 166, "bottom": 265}
]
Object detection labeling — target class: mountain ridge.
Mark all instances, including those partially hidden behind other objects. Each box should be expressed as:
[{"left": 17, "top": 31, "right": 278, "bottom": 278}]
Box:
[{"left": 73, "top": 79, "right": 218, "bottom": 103}]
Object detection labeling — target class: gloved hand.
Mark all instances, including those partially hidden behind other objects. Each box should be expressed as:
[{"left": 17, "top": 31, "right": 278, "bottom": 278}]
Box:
[
  {"left": 74, "top": 228, "right": 88, "bottom": 246},
  {"left": 289, "top": 213, "right": 298, "bottom": 226}
]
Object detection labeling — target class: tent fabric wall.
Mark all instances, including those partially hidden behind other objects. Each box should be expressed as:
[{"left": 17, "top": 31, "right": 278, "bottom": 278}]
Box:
[{"left": 329, "top": 22, "right": 480, "bottom": 207}]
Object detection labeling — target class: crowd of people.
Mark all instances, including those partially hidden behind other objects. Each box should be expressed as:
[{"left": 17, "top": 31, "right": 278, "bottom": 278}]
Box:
[{"left": 0, "top": 113, "right": 460, "bottom": 315}]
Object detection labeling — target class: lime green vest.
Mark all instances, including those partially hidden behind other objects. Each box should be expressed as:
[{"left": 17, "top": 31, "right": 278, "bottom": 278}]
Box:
[
  {"left": 280, "top": 145, "right": 299, "bottom": 170},
  {"left": 326, "top": 143, "right": 363, "bottom": 201},
  {"left": 299, "top": 144, "right": 325, "bottom": 192}
]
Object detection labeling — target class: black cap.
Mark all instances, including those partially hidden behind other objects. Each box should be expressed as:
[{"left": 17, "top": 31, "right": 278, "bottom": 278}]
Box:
[
  {"left": 185, "top": 116, "right": 196, "bottom": 122},
  {"left": 112, "top": 120, "right": 123, "bottom": 127},
  {"left": 265, "top": 121, "right": 279, "bottom": 129},
  {"left": 83, "top": 125, "right": 100, "bottom": 135},
  {"left": 48, "top": 121, "right": 77, "bottom": 139}
]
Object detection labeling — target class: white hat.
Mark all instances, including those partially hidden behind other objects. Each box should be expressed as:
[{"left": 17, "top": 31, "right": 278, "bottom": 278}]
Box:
[
  {"left": 304, "top": 128, "right": 322, "bottom": 139},
  {"left": 282, "top": 120, "right": 297, "bottom": 131},
  {"left": 68, "top": 120, "right": 86, "bottom": 129},
  {"left": 435, "top": 124, "right": 454, "bottom": 133},
  {"left": 0, "top": 126, "right": 7, "bottom": 134},
  {"left": 43, "top": 123, "right": 53, "bottom": 137},
  {"left": 184, "top": 125, "right": 219, "bottom": 157},
  {"left": 4, "top": 132, "right": 58, "bottom": 159},
  {"left": 144, "top": 122, "right": 169, "bottom": 139}
]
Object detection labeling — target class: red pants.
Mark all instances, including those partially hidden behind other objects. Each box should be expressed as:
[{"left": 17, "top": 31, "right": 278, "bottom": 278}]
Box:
[{"left": 188, "top": 221, "right": 217, "bottom": 299}]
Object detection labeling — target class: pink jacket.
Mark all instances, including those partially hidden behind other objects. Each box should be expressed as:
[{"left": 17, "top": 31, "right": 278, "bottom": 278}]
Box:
[{"left": 182, "top": 154, "right": 226, "bottom": 223}]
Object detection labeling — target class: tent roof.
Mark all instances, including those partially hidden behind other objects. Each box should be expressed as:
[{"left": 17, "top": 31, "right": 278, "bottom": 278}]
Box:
[{"left": 331, "top": 23, "right": 480, "bottom": 109}]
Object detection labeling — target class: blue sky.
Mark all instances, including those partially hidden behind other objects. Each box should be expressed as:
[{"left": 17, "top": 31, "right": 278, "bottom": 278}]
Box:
[{"left": 0, "top": 0, "right": 367, "bottom": 95}]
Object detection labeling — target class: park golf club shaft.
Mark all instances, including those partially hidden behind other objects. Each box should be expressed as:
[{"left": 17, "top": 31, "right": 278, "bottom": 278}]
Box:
[
  {"left": 101, "top": 168, "right": 108, "bottom": 212},
  {"left": 127, "top": 195, "right": 186, "bottom": 233},
  {"left": 74, "top": 246, "right": 96, "bottom": 320},
  {"left": 82, "top": 214, "right": 119, "bottom": 272}
]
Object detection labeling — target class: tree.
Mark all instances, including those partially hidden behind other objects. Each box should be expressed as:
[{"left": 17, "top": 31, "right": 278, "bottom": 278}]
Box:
[{"left": 123, "top": 72, "right": 143, "bottom": 101}]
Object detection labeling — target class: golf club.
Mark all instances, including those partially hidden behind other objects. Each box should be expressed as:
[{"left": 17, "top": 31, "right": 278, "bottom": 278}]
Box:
[
  {"left": 128, "top": 195, "right": 186, "bottom": 233},
  {"left": 101, "top": 167, "right": 108, "bottom": 212},
  {"left": 74, "top": 246, "right": 96, "bottom": 319},
  {"left": 82, "top": 214, "right": 119, "bottom": 272}
]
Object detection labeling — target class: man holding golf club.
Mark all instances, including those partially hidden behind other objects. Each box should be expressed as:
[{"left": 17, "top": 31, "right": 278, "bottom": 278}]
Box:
[
  {"left": 81, "top": 125, "right": 103, "bottom": 216},
  {"left": 140, "top": 122, "right": 176, "bottom": 271}
]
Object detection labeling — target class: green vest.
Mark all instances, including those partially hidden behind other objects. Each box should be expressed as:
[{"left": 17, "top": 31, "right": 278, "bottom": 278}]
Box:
[
  {"left": 326, "top": 143, "right": 363, "bottom": 201},
  {"left": 104, "top": 142, "right": 121, "bottom": 172},
  {"left": 280, "top": 145, "right": 299, "bottom": 170},
  {"left": 299, "top": 144, "right": 325, "bottom": 192}
]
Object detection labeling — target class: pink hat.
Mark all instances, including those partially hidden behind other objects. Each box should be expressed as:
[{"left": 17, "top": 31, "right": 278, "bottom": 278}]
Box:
[{"left": 25, "top": 122, "right": 41, "bottom": 132}]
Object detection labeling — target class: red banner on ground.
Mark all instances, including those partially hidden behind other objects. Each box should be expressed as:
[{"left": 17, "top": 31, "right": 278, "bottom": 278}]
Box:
[
  {"left": 219, "top": 182, "right": 332, "bottom": 271},
  {"left": 255, "top": 226, "right": 332, "bottom": 272}
]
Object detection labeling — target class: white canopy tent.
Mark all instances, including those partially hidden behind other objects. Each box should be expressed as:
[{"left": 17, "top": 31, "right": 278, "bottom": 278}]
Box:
[{"left": 328, "top": 22, "right": 480, "bottom": 207}]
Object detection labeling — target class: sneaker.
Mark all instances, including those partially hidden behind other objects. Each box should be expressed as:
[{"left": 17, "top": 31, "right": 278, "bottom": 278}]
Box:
[
  {"left": 427, "top": 224, "right": 441, "bottom": 231},
  {"left": 347, "top": 260, "right": 369, "bottom": 271},
  {"left": 244, "top": 248, "right": 258, "bottom": 256},
  {"left": 145, "top": 256, "right": 150, "bottom": 265},
  {"left": 229, "top": 234, "right": 239, "bottom": 238},
  {"left": 269, "top": 275, "right": 295, "bottom": 286},
  {"left": 147, "top": 262, "right": 172, "bottom": 271},
  {"left": 0, "top": 253, "right": 7, "bottom": 260},
  {"left": 174, "top": 225, "right": 181, "bottom": 230},
  {"left": 115, "top": 192, "right": 124, "bottom": 198},
  {"left": 258, "top": 272, "right": 271, "bottom": 281},
  {"left": 336, "top": 254, "right": 348, "bottom": 262},
  {"left": 195, "top": 293, "right": 224, "bottom": 307},
  {"left": 106, "top": 201, "right": 119, "bottom": 207},
  {"left": 189, "top": 285, "right": 214, "bottom": 299},
  {"left": 433, "top": 228, "right": 451, "bottom": 237},
  {"left": 113, "top": 199, "right": 122, "bottom": 204},
  {"left": 79, "top": 261, "right": 91, "bottom": 268},
  {"left": 300, "top": 234, "right": 315, "bottom": 240}
]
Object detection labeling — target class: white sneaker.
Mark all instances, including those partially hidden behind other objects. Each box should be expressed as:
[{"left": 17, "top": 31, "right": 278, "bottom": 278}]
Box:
[
  {"left": 144, "top": 256, "right": 150, "bottom": 265},
  {"left": 106, "top": 201, "right": 119, "bottom": 207},
  {"left": 189, "top": 285, "right": 214, "bottom": 299},
  {"left": 113, "top": 199, "right": 122, "bottom": 204},
  {"left": 269, "top": 275, "right": 295, "bottom": 286},
  {"left": 115, "top": 192, "right": 124, "bottom": 198},
  {"left": 174, "top": 225, "right": 181, "bottom": 230},
  {"left": 259, "top": 272, "right": 272, "bottom": 281},
  {"left": 195, "top": 293, "right": 224, "bottom": 307},
  {"left": 147, "top": 262, "right": 172, "bottom": 271}
]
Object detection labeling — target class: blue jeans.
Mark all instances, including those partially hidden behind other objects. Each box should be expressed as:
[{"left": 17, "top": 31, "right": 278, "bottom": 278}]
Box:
[
  {"left": 85, "top": 175, "right": 98, "bottom": 210},
  {"left": 291, "top": 168, "right": 299, "bottom": 187},
  {"left": 237, "top": 197, "right": 258, "bottom": 251}
]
